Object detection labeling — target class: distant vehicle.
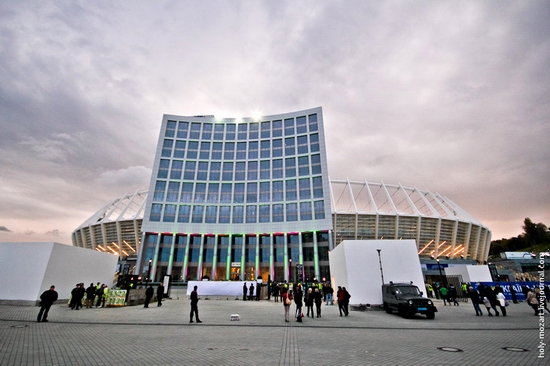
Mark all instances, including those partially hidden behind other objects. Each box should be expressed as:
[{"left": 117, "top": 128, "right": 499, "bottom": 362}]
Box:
[{"left": 382, "top": 282, "right": 437, "bottom": 319}]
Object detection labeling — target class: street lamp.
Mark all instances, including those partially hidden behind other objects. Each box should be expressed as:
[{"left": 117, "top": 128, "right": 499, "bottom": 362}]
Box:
[
  {"left": 147, "top": 259, "right": 152, "bottom": 286},
  {"left": 376, "top": 249, "right": 385, "bottom": 284},
  {"left": 289, "top": 258, "right": 292, "bottom": 284}
]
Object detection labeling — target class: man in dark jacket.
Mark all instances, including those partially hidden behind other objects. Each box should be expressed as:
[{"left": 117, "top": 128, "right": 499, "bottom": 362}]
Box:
[
  {"left": 190, "top": 285, "right": 202, "bottom": 323},
  {"left": 144, "top": 285, "right": 154, "bottom": 308},
  {"left": 157, "top": 283, "right": 164, "bottom": 307},
  {"left": 85, "top": 283, "right": 96, "bottom": 308},
  {"left": 37, "top": 285, "right": 58, "bottom": 322}
]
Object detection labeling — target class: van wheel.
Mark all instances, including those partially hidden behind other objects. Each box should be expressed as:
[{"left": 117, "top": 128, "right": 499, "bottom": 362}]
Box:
[
  {"left": 383, "top": 302, "right": 392, "bottom": 314},
  {"left": 426, "top": 310, "right": 435, "bottom": 319}
]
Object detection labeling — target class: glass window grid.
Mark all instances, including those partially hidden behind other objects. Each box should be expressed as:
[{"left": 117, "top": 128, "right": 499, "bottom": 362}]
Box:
[{"left": 154, "top": 116, "right": 326, "bottom": 225}]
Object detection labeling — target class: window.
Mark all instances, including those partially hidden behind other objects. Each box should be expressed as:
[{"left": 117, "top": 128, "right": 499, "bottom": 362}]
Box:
[
  {"left": 184, "top": 161, "right": 196, "bottom": 180},
  {"left": 226, "top": 124, "right": 236, "bottom": 140},
  {"left": 207, "top": 183, "right": 219, "bottom": 203},
  {"left": 286, "top": 179, "right": 297, "bottom": 201},
  {"left": 224, "top": 142, "right": 235, "bottom": 159},
  {"left": 209, "top": 162, "right": 221, "bottom": 180},
  {"left": 272, "top": 204, "right": 284, "bottom": 222},
  {"left": 286, "top": 203, "right": 298, "bottom": 221},
  {"left": 248, "top": 161, "right": 258, "bottom": 180},
  {"left": 163, "top": 204, "right": 177, "bottom": 222},
  {"left": 259, "top": 182, "right": 270, "bottom": 202},
  {"left": 260, "top": 140, "right": 270, "bottom": 158},
  {"left": 272, "top": 120, "right": 282, "bottom": 137},
  {"left": 197, "top": 161, "right": 208, "bottom": 180},
  {"left": 153, "top": 181, "right": 166, "bottom": 201},
  {"left": 236, "top": 142, "right": 247, "bottom": 159},
  {"left": 260, "top": 160, "right": 270, "bottom": 179},
  {"left": 170, "top": 160, "right": 183, "bottom": 180},
  {"left": 181, "top": 183, "right": 193, "bottom": 203},
  {"left": 312, "top": 176, "right": 323, "bottom": 198},
  {"left": 177, "top": 205, "right": 191, "bottom": 223},
  {"left": 233, "top": 206, "right": 244, "bottom": 223},
  {"left": 192, "top": 205, "right": 204, "bottom": 223},
  {"left": 190, "top": 122, "right": 201, "bottom": 139},
  {"left": 310, "top": 133, "right": 319, "bottom": 152},
  {"left": 212, "top": 142, "right": 223, "bottom": 159},
  {"left": 150, "top": 204, "right": 162, "bottom": 221},
  {"left": 272, "top": 181, "right": 284, "bottom": 202},
  {"left": 249, "top": 122, "right": 259, "bottom": 139},
  {"left": 161, "top": 139, "right": 173, "bottom": 157},
  {"left": 248, "top": 141, "right": 258, "bottom": 159},
  {"left": 298, "top": 156, "right": 309, "bottom": 176},
  {"left": 285, "top": 137, "right": 295, "bottom": 156},
  {"left": 202, "top": 123, "right": 212, "bottom": 139},
  {"left": 272, "top": 159, "right": 283, "bottom": 179},
  {"left": 174, "top": 140, "right": 186, "bottom": 158},
  {"left": 166, "top": 182, "right": 180, "bottom": 202},
  {"left": 261, "top": 121, "right": 270, "bottom": 138},
  {"left": 187, "top": 141, "right": 198, "bottom": 159},
  {"left": 220, "top": 183, "right": 232, "bottom": 203},
  {"left": 158, "top": 159, "right": 170, "bottom": 179},
  {"left": 309, "top": 114, "right": 318, "bottom": 132},
  {"left": 214, "top": 124, "right": 224, "bottom": 140},
  {"left": 300, "top": 202, "right": 312, "bottom": 220},
  {"left": 299, "top": 178, "right": 311, "bottom": 199},
  {"left": 234, "top": 183, "right": 245, "bottom": 203},
  {"left": 205, "top": 206, "right": 217, "bottom": 223},
  {"left": 314, "top": 200, "right": 325, "bottom": 219},
  {"left": 177, "top": 121, "right": 189, "bottom": 139},
  {"left": 296, "top": 116, "right": 307, "bottom": 134},
  {"left": 311, "top": 154, "right": 322, "bottom": 175},
  {"left": 284, "top": 118, "right": 294, "bottom": 136},
  {"left": 272, "top": 139, "right": 283, "bottom": 157},
  {"left": 259, "top": 205, "right": 270, "bottom": 223},
  {"left": 222, "top": 162, "right": 233, "bottom": 181},
  {"left": 247, "top": 182, "right": 257, "bottom": 203},
  {"left": 219, "top": 206, "right": 231, "bottom": 223},
  {"left": 194, "top": 183, "right": 206, "bottom": 203},
  {"left": 237, "top": 123, "right": 247, "bottom": 140},
  {"left": 297, "top": 135, "right": 308, "bottom": 154},
  {"left": 246, "top": 205, "right": 257, "bottom": 223},
  {"left": 200, "top": 142, "right": 210, "bottom": 159},
  {"left": 235, "top": 162, "right": 246, "bottom": 180}
]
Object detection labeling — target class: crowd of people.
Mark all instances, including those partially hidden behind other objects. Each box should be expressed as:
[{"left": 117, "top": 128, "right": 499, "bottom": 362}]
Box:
[{"left": 425, "top": 281, "right": 550, "bottom": 317}]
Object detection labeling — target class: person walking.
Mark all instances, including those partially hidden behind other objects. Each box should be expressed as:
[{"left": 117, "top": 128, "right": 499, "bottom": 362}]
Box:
[
  {"left": 337, "top": 286, "right": 346, "bottom": 316},
  {"left": 282, "top": 288, "right": 293, "bottom": 323},
  {"left": 144, "top": 285, "right": 154, "bottom": 308},
  {"left": 157, "top": 283, "right": 164, "bottom": 307},
  {"left": 189, "top": 285, "right": 202, "bottom": 323},
  {"left": 95, "top": 284, "right": 104, "bottom": 308},
  {"left": 496, "top": 291, "right": 507, "bottom": 316},
  {"left": 439, "top": 286, "right": 449, "bottom": 306},
  {"left": 343, "top": 287, "right": 351, "bottom": 316},
  {"left": 526, "top": 288, "right": 539, "bottom": 316},
  {"left": 37, "top": 285, "right": 58, "bottom": 322},
  {"left": 467, "top": 287, "right": 483, "bottom": 316}
]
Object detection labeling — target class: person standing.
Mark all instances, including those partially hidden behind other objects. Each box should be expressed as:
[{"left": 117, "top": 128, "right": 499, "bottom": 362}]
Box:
[
  {"left": 242, "top": 282, "right": 247, "bottom": 301},
  {"left": 37, "top": 285, "right": 58, "bottom": 322},
  {"left": 249, "top": 283, "right": 254, "bottom": 301},
  {"left": 294, "top": 285, "right": 303, "bottom": 322},
  {"left": 85, "top": 283, "right": 96, "bottom": 308},
  {"left": 74, "top": 283, "right": 85, "bottom": 310},
  {"left": 189, "top": 285, "right": 202, "bottom": 323},
  {"left": 157, "top": 283, "right": 164, "bottom": 307},
  {"left": 337, "top": 286, "right": 346, "bottom": 316},
  {"left": 282, "top": 288, "right": 293, "bottom": 323},
  {"left": 439, "top": 286, "right": 449, "bottom": 306},
  {"left": 510, "top": 285, "right": 518, "bottom": 304},
  {"left": 305, "top": 288, "right": 314, "bottom": 317},
  {"left": 144, "top": 285, "right": 154, "bottom": 308},
  {"left": 526, "top": 288, "right": 539, "bottom": 316},
  {"left": 313, "top": 287, "right": 323, "bottom": 318},
  {"left": 95, "top": 284, "right": 105, "bottom": 308},
  {"left": 343, "top": 287, "right": 351, "bottom": 316}
]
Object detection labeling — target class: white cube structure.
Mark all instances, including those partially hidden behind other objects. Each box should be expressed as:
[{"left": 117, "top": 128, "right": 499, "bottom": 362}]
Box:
[
  {"left": 444, "top": 264, "right": 492, "bottom": 283},
  {"left": 0, "top": 242, "right": 119, "bottom": 304},
  {"left": 329, "top": 240, "right": 426, "bottom": 306}
]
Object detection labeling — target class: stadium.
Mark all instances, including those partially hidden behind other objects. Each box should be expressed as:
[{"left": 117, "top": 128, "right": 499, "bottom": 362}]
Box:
[{"left": 72, "top": 107, "right": 491, "bottom": 283}]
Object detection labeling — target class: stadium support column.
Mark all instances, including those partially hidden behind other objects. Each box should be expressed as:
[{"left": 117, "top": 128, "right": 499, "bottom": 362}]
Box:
[
  {"left": 313, "top": 231, "right": 320, "bottom": 281},
  {"left": 269, "top": 233, "right": 274, "bottom": 283},
  {"left": 150, "top": 234, "right": 161, "bottom": 282},
  {"left": 284, "top": 233, "right": 290, "bottom": 283},
  {"left": 197, "top": 234, "right": 205, "bottom": 280},
  {"left": 182, "top": 235, "right": 190, "bottom": 282},
  {"left": 226, "top": 234, "right": 232, "bottom": 281},
  {"left": 212, "top": 234, "right": 219, "bottom": 281},
  {"left": 255, "top": 234, "right": 260, "bottom": 279},
  {"left": 167, "top": 233, "right": 176, "bottom": 277}
]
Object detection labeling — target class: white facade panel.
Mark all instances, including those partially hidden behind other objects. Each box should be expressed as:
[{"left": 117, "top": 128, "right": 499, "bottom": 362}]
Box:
[
  {"left": 444, "top": 264, "right": 492, "bottom": 283},
  {"left": 329, "top": 240, "right": 425, "bottom": 306}
]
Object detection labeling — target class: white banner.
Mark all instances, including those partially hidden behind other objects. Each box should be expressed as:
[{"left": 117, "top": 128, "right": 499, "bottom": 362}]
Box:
[{"left": 186, "top": 281, "right": 257, "bottom": 296}]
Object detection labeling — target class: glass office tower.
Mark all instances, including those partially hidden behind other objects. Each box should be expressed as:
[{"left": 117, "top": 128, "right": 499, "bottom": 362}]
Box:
[{"left": 138, "top": 107, "right": 333, "bottom": 283}]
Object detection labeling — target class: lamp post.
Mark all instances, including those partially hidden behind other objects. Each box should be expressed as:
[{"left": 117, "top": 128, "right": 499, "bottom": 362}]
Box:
[
  {"left": 147, "top": 259, "right": 152, "bottom": 286},
  {"left": 289, "top": 258, "right": 293, "bottom": 284},
  {"left": 376, "top": 249, "right": 385, "bottom": 285}
]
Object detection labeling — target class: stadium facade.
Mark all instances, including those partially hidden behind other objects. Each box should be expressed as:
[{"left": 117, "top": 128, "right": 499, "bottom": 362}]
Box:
[{"left": 72, "top": 107, "right": 492, "bottom": 283}]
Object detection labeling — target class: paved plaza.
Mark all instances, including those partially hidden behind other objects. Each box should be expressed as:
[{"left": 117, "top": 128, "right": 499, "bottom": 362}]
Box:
[{"left": 1, "top": 292, "right": 548, "bottom": 365}]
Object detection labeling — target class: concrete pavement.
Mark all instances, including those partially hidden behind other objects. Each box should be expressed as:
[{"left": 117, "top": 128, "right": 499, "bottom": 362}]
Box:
[{"left": 0, "top": 295, "right": 548, "bottom": 365}]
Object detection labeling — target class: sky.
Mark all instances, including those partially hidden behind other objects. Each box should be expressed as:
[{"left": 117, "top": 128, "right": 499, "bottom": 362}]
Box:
[{"left": 1, "top": 1, "right": 549, "bottom": 245}]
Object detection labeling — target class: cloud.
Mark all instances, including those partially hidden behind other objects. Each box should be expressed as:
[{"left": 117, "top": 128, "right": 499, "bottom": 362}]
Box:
[
  {"left": 95, "top": 166, "right": 151, "bottom": 190},
  {"left": 0, "top": 226, "right": 11, "bottom": 232}
]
